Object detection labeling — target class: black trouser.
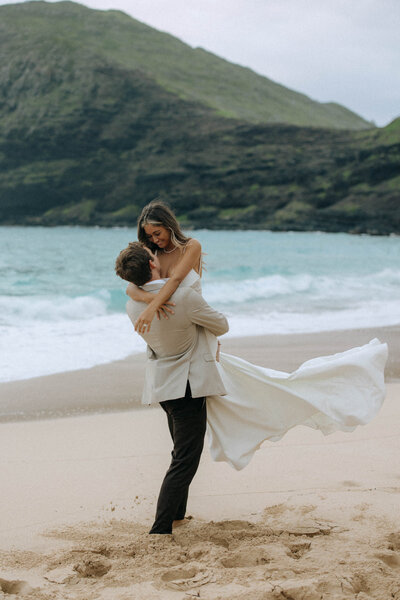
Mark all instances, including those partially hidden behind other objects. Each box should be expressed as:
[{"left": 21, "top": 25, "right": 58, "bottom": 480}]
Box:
[{"left": 149, "top": 383, "right": 207, "bottom": 534}]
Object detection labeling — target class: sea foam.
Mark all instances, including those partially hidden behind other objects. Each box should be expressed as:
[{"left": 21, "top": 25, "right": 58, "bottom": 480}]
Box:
[{"left": 1, "top": 227, "right": 399, "bottom": 383}]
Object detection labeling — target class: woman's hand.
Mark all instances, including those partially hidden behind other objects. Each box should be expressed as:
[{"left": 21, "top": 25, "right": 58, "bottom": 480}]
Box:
[
  {"left": 135, "top": 301, "right": 175, "bottom": 333},
  {"left": 135, "top": 304, "right": 157, "bottom": 333}
]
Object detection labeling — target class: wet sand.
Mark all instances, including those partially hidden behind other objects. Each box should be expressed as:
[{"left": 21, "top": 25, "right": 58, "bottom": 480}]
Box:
[{"left": 0, "top": 325, "right": 398, "bottom": 422}]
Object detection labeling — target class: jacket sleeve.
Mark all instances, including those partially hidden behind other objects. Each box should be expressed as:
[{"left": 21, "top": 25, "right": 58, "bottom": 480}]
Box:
[{"left": 184, "top": 289, "right": 229, "bottom": 337}]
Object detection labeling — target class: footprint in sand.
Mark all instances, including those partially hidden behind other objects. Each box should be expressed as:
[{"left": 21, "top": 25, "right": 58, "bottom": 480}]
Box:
[
  {"left": 161, "top": 566, "right": 197, "bottom": 582},
  {"left": 44, "top": 566, "right": 78, "bottom": 585},
  {"left": 160, "top": 566, "right": 212, "bottom": 590},
  {"left": 201, "top": 520, "right": 261, "bottom": 549},
  {"left": 209, "top": 534, "right": 230, "bottom": 548},
  {"left": 286, "top": 540, "right": 312, "bottom": 559},
  {"left": 0, "top": 578, "right": 34, "bottom": 596},
  {"left": 73, "top": 554, "right": 112, "bottom": 577},
  {"left": 349, "top": 572, "right": 371, "bottom": 595},
  {"left": 388, "top": 531, "right": 400, "bottom": 551},
  {"left": 213, "top": 519, "right": 256, "bottom": 530},
  {"left": 274, "top": 578, "right": 321, "bottom": 600},
  {"left": 375, "top": 551, "right": 400, "bottom": 568},
  {"left": 220, "top": 547, "right": 271, "bottom": 568},
  {"left": 280, "top": 524, "right": 333, "bottom": 537},
  {"left": 263, "top": 503, "right": 290, "bottom": 517}
]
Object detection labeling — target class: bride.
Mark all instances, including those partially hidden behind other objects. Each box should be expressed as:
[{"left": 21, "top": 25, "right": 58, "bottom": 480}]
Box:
[{"left": 126, "top": 201, "right": 388, "bottom": 470}]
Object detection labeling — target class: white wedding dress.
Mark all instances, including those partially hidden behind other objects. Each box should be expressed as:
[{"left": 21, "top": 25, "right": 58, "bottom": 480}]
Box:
[{"left": 181, "top": 271, "right": 388, "bottom": 471}]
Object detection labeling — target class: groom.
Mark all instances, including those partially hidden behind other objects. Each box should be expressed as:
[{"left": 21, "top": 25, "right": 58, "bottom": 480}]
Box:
[{"left": 115, "top": 242, "right": 229, "bottom": 534}]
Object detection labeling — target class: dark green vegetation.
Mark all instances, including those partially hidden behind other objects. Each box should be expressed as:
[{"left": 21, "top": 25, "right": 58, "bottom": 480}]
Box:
[{"left": 0, "top": 1, "right": 399, "bottom": 233}]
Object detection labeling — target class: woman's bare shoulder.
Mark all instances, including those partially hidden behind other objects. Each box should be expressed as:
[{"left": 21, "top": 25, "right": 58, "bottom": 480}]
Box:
[{"left": 185, "top": 238, "right": 202, "bottom": 251}]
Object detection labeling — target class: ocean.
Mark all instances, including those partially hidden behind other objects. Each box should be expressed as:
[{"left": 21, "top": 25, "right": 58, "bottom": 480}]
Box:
[{"left": 0, "top": 226, "right": 399, "bottom": 383}]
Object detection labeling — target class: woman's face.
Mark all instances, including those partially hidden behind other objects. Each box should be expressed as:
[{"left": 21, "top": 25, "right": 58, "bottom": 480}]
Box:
[{"left": 143, "top": 224, "right": 172, "bottom": 249}]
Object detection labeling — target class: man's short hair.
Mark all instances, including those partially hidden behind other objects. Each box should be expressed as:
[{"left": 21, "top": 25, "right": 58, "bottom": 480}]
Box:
[{"left": 115, "top": 242, "right": 152, "bottom": 286}]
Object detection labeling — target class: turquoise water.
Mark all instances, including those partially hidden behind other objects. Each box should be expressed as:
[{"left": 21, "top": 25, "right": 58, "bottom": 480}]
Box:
[{"left": 0, "top": 226, "right": 399, "bottom": 381}]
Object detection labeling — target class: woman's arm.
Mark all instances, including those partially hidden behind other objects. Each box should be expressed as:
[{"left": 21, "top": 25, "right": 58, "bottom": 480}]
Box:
[
  {"left": 134, "top": 239, "right": 202, "bottom": 333},
  {"left": 126, "top": 282, "right": 175, "bottom": 319},
  {"left": 126, "top": 283, "right": 153, "bottom": 303}
]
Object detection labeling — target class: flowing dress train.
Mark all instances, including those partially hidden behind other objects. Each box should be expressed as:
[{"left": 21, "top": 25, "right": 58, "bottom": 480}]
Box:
[{"left": 182, "top": 270, "right": 388, "bottom": 470}]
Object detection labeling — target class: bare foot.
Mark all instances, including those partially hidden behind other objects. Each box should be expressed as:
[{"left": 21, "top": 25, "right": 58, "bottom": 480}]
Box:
[{"left": 172, "top": 516, "right": 193, "bottom": 529}]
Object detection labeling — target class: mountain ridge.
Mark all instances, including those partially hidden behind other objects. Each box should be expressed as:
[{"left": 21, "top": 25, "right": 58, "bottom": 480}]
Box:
[
  {"left": 0, "top": 0, "right": 371, "bottom": 130},
  {"left": 0, "top": 1, "right": 398, "bottom": 233}
]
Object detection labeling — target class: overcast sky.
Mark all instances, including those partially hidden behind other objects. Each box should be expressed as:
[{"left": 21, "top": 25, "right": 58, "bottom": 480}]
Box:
[{"left": 3, "top": 0, "right": 399, "bottom": 126}]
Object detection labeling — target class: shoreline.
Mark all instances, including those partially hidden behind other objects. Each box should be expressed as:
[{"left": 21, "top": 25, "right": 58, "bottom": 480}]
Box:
[
  {"left": 0, "top": 324, "right": 398, "bottom": 423},
  {"left": 2, "top": 224, "right": 399, "bottom": 233}
]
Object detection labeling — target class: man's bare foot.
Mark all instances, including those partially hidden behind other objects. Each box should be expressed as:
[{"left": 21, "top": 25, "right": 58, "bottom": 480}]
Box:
[{"left": 172, "top": 516, "right": 193, "bottom": 528}]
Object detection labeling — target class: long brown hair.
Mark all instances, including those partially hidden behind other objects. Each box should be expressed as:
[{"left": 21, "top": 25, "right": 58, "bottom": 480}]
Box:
[
  {"left": 137, "top": 201, "right": 191, "bottom": 252},
  {"left": 137, "top": 201, "right": 203, "bottom": 275}
]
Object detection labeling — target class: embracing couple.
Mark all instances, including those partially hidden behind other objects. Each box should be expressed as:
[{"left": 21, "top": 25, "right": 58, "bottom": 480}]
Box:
[
  {"left": 115, "top": 202, "right": 388, "bottom": 536},
  {"left": 115, "top": 201, "right": 229, "bottom": 535}
]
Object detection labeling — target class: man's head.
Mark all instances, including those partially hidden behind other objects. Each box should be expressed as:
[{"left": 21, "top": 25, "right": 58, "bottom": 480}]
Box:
[{"left": 115, "top": 242, "right": 161, "bottom": 286}]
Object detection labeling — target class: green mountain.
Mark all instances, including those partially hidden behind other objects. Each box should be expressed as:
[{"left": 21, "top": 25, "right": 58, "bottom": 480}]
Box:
[
  {"left": 0, "top": 1, "right": 370, "bottom": 130},
  {"left": 0, "top": 1, "right": 399, "bottom": 233}
]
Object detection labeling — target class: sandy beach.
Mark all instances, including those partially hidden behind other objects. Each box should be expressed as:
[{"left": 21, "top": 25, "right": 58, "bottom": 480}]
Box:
[{"left": 0, "top": 328, "right": 399, "bottom": 599}]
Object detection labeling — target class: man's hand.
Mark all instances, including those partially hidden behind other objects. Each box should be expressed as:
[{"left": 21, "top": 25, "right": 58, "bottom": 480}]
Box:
[{"left": 156, "top": 302, "right": 175, "bottom": 320}]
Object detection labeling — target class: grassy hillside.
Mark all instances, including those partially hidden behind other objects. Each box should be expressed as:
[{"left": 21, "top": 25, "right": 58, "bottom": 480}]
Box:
[
  {"left": 0, "top": 1, "right": 398, "bottom": 233},
  {"left": 0, "top": 1, "right": 371, "bottom": 130}
]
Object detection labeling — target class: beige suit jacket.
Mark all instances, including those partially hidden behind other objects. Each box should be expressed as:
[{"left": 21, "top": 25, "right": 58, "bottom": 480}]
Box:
[{"left": 126, "top": 280, "right": 229, "bottom": 404}]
